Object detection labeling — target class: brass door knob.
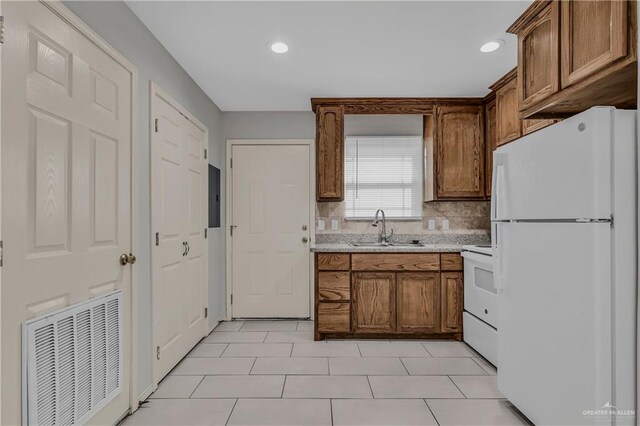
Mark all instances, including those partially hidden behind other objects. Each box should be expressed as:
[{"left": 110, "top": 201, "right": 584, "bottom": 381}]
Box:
[{"left": 120, "top": 253, "right": 136, "bottom": 265}]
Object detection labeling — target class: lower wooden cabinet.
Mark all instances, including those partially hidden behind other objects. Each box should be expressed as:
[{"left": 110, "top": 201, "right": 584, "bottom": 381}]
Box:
[
  {"left": 317, "top": 303, "right": 350, "bottom": 332},
  {"left": 352, "top": 273, "right": 397, "bottom": 333},
  {"left": 397, "top": 273, "right": 440, "bottom": 333},
  {"left": 440, "top": 272, "right": 463, "bottom": 333},
  {"left": 315, "top": 252, "right": 464, "bottom": 340}
]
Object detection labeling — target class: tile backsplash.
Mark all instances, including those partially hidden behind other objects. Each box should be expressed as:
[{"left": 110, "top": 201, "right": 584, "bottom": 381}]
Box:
[{"left": 315, "top": 201, "right": 490, "bottom": 236}]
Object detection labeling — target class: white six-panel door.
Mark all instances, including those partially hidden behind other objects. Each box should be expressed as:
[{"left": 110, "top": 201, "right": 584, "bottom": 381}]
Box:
[
  {"left": 1, "top": 2, "right": 136, "bottom": 424},
  {"left": 151, "top": 86, "right": 208, "bottom": 382},
  {"left": 231, "top": 144, "right": 310, "bottom": 318}
]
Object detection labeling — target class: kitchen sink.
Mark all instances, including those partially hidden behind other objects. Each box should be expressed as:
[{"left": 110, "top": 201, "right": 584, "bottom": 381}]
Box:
[{"left": 348, "top": 242, "right": 424, "bottom": 247}]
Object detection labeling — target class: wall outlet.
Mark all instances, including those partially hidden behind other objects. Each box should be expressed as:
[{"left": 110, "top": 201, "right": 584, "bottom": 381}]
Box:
[
  {"left": 427, "top": 219, "right": 436, "bottom": 230},
  {"left": 442, "top": 219, "right": 450, "bottom": 230},
  {"left": 317, "top": 219, "right": 325, "bottom": 231},
  {"left": 331, "top": 219, "right": 339, "bottom": 231}
]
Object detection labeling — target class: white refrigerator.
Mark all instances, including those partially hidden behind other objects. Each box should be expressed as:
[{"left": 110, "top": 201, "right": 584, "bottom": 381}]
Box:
[{"left": 491, "top": 107, "right": 637, "bottom": 425}]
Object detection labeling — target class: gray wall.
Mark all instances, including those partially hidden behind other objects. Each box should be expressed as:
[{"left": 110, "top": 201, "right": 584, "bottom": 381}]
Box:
[
  {"left": 223, "top": 111, "right": 315, "bottom": 140},
  {"left": 64, "top": 1, "right": 226, "bottom": 398},
  {"left": 222, "top": 112, "right": 424, "bottom": 140}
]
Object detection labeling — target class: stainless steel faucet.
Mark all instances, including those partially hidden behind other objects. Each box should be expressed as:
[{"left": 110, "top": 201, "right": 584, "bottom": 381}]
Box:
[{"left": 373, "top": 209, "right": 393, "bottom": 244}]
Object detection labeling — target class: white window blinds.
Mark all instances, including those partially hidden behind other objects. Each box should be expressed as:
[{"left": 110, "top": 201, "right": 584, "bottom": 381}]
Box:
[{"left": 345, "top": 136, "right": 423, "bottom": 219}]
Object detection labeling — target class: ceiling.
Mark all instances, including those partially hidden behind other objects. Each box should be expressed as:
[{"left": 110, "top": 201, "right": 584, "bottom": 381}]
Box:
[{"left": 126, "top": 1, "right": 532, "bottom": 111}]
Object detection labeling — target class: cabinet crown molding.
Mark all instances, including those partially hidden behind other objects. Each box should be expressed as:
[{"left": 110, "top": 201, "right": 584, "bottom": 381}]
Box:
[{"left": 507, "top": 0, "right": 553, "bottom": 34}]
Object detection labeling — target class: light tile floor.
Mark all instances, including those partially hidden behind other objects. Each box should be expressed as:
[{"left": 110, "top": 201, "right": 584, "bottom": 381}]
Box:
[{"left": 123, "top": 320, "right": 531, "bottom": 426}]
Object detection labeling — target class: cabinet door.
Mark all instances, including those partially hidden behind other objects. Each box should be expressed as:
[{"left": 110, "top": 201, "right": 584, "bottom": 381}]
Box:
[
  {"left": 518, "top": 2, "right": 560, "bottom": 109},
  {"left": 521, "top": 118, "right": 558, "bottom": 136},
  {"left": 434, "top": 105, "right": 485, "bottom": 198},
  {"left": 484, "top": 98, "right": 497, "bottom": 197},
  {"left": 397, "top": 273, "right": 440, "bottom": 333},
  {"left": 440, "top": 272, "right": 463, "bottom": 333},
  {"left": 560, "top": 0, "right": 628, "bottom": 88},
  {"left": 352, "top": 273, "right": 396, "bottom": 333},
  {"left": 496, "top": 76, "right": 522, "bottom": 146},
  {"left": 316, "top": 105, "right": 344, "bottom": 201}
]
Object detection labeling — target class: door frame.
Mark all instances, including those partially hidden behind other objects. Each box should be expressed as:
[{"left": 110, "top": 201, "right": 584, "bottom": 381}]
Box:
[
  {"left": 225, "top": 139, "right": 315, "bottom": 321},
  {"left": 149, "top": 82, "right": 209, "bottom": 388},
  {"left": 1, "top": 0, "right": 140, "bottom": 417}
]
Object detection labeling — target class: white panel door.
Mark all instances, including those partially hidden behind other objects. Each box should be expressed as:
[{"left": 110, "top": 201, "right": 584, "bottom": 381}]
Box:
[
  {"left": 151, "top": 90, "right": 208, "bottom": 381},
  {"left": 1, "top": 2, "right": 134, "bottom": 425},
  {"left": 232, "top": 145, "right": 310, "bottom": 318},
  {"left": 496, "top": 222, "right": 615, "bottom": 425}
]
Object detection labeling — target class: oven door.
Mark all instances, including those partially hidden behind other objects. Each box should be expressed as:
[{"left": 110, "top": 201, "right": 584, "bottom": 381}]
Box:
[{"left": 462, "top": 251, "right": 497, "bottom": 328}]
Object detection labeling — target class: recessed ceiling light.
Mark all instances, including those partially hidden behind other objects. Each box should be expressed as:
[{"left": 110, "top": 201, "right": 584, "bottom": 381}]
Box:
[
  {"left": 480, "top": 40, "right": 504, "bottom": 53},
  {"left": 270, "top": 42, "right": 289, "bottom": 54}
]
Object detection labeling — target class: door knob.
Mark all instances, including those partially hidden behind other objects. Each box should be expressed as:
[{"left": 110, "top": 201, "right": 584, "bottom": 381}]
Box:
[
  {"left": 302, "top": 237, "right": 308, "bottom": 243},
  {"left": 120, "top": 253, "right": 136, "bottom": 265}
]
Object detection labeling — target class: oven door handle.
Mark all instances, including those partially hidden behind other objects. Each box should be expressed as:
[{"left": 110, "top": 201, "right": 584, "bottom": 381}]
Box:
[{"left": 461, "top": 251, "right": 493, "bottom": 269}]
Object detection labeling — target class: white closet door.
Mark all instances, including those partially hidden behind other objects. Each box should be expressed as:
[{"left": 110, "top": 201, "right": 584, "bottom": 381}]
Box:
[
  {"left": 1, "top": 2, "right": 134, "bottom": 424},
  {"left": 151, "top": 89, "right": 208, "bottom": 382}
]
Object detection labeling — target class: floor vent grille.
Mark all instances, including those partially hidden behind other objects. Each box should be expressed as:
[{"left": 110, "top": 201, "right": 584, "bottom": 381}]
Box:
[{"left": 23, "top": 291, "right": 122, "bottom": 425}]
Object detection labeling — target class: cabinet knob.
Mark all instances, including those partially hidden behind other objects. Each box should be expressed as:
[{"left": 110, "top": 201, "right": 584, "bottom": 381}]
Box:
[{"left": 302, "top": 237, "right": 309, "bottom": 243}]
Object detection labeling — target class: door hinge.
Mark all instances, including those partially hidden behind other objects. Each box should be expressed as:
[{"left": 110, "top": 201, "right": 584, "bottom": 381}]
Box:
[
  {"left": 0, "top": 17, "right": 5, "bottom": 44},
  {"left": 230, "top": 158, "right": 232, "bottom": 168},
  {"left": 230, "top": 294, "right": 233, "bottom": 305},
  {"left": 156, "top": 346, "right": 160, "bottom": 360},
  {"left": 0, "top": 240, "right": 4, "bottom": 267},
  {"left": 230, "top": 225, "right": 236, "bottom": 237},
  {"left": 204, "top": 228, "right": 208, "bottom": 239},
  {"left": 204, "top": 307, "right": 208, "bottom": 318},
  {"left": 154, "top": 118, "right": 158, "bottom": 132},
  {"left": 204, "top": 149, "right": 207, "bottom": 160},
  {"left": 155, "top": 232, "right": 159, "bottom": 246}
]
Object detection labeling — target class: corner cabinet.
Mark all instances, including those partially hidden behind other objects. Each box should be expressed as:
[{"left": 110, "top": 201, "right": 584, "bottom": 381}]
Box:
[
  {"left": 432, "top": 105, "right": 485, "bottom": 199},
  {"left": 314, "top": 252, "right": 464, "bottom": 340},
  {"left": 494, "top": 72, "right": 522, "bottom": 146},
  {"left": 484, "top": 97, "right": 496, "bottom": 197},
  {"left": 315, "top": 105, "right": 344, "bottom": 201}
]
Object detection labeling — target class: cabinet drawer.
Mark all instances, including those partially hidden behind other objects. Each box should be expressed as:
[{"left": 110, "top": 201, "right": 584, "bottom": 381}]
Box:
[
  {"left": 317, "top": 303, "right": 350, "bottom": 332},
  {"left": 318, "top": 272, "right": 350, "bottom": 301},
  {"left": 441, "top": 253, "right": 463, "bottom": 271},
  {"left": 352, "top": 253, "right": 439, "bottom": 271},
  {"left": 317, "top": 253, "right": 350, "bottom": 270}
]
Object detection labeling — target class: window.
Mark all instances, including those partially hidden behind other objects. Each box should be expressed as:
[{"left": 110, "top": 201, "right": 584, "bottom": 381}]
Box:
[{"left": 345, "top": 135, "right": 423, "bottom": 219}]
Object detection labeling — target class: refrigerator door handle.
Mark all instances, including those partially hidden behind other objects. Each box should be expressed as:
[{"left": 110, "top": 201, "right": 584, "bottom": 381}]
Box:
[
  {"left": 491, "top": 152, "right": 505, "bottom": 221},
  {"left": 492, "top": 222, "right": 504, "bottom": 292}
]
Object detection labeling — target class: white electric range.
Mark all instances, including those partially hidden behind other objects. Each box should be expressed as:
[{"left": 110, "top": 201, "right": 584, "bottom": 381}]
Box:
[{"left": 461, "top": 245, "right": 497, "bottom": 366}]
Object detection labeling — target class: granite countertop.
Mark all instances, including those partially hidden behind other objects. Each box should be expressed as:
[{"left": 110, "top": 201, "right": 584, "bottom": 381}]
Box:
[{"left": 310, "top": 243, "right": 464, "bottom": 253}]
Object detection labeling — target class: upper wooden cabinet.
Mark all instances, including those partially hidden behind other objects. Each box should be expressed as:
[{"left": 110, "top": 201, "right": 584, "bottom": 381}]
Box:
[
  {"left": 516, "top": 1, "right": 560, "bottom": 110},
  {"left": 508, "top": 0, "right": 637, "bottom": 118},
  {"left": 431, "top": 105, "right": 485, "bottom": 199},
  {"left": 560, "top": 0, "right": 629, "bottom": 88},
  {"left": 492, "top": 70, "right": 522, "bottom": 146},
  {"left": 315, "top": 105, "right": 344, "bottom": 201}
]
